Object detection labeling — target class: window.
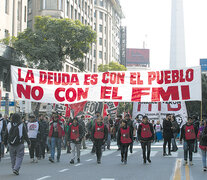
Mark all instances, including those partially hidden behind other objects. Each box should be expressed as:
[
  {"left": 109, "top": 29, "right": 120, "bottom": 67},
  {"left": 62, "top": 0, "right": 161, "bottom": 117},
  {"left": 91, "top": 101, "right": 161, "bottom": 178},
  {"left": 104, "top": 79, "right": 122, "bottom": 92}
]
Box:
[
  {"left": 17, "top": 2, "right": 21, "bottom": 21},
  {"left": 5, "top": 0, "right": 9, "bottom": 14},
  {"left": 99, "top": 12, "right": 103, "bottom": 20},
  {"left": 99, "top": 51, "right": 103, "bottom": 59},
  {"left": 105, "top": 52, "right": 106, "bottom": 60},
  {"left": 75, "top": 10, "right": 77, "bottom": 19},
  {"left": 78, "top": 13, "right": 81, "bottom": 20},
  {"left": 94, "top": 50, "right": 96, "bottom": 58},
  {"left": 99, "top": 24, "right": 103, "bottom": 32},
  {"left": 94, "top": 11, "right": 96, "bottom": 18},
  {"left": 28, "top": 0, "right": 32, "bottom": 14},
  {"left": 94, "top": 23, "right": 96, "bottom": 31},
  {"left": 42, "top": 0, "right": 62, "bottom": 10},
  {"left": 24, "top": 6, "right": 27, "bottom": 22},
  {"left": 66, "top": 65, "right": 69, "bottom": 72},
  {"left": 71, "top": 5, "right": 73, "bottom": 18},
  {"left": 66, "top": 2, "right": 69, "bottom": 16},
  {"left": 100, "top": 0, "right": 104, "bottom": 7},
  {"left": 5, "top": 29, "right": 9, "bottom": 38},
  {"left": 94, "top": 0, "right": 97, "bottom": 5},
  {"left": 99, "top": 38, "right": 103, "bottom": 46}
]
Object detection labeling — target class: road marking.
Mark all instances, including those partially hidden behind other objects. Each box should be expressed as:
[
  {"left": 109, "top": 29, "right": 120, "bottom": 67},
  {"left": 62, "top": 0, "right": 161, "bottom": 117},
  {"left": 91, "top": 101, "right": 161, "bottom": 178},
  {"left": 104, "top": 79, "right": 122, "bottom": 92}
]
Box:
[
  {"left": 102, "top": 150, "right": 116, "bottom": 157},
  {"left": 185, "top": 164, "right": 190, "bottom": 180},
  {"left": 2, "top": 157, "right": 10, "bottom": 160},
  {"left": 81, "top": 150, "right": 91, "bottom": 156},
  {"left": 193, "top": 153, "right": 201, "bottom": 158},
  {"left": 164, "top": 152, "right": 178, "bottom": 158},
  {"left": 74, "top": 163, "right": 83, "bottom": 167},
  {"left": 173, "top": 158, "right": 182, "bottom": 180},
  {"left": 59, "top": 169, "right": 69, "bottom": 172},
  {"left": 36, "top": 176, "right": 51, "bottom": 180},
  {"left": 85, "top": 158, "right": 93, "bottom": 162},
  {"left": 150, "top": 151, "right": 158, "bottom": 157}
]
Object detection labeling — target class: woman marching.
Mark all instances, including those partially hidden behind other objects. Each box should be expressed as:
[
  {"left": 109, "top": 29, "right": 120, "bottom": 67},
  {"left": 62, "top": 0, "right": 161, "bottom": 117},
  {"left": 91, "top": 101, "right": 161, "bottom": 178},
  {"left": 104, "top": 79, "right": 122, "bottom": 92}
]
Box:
[
  {"left": 198, "top": 120, "right": 207, "bottom": 171},
  {"left": 117, "top": 120, "right": 133, "bottom": 164}
]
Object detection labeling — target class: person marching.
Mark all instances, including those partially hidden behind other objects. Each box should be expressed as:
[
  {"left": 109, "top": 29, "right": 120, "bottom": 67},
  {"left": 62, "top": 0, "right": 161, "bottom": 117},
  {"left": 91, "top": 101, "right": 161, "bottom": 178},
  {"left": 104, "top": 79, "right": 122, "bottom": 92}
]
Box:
[
  {"left": 180, "top": 117, "right": 198, "bottom": 166},
  {"left": 125, "top": 114, "right": 134, "bottom": 153},
  {"left": 154, "top": 120, "right": 162, "bottom": 142},
  {"left": 163, "top": 114, "right": 173, "bottom": 156},
  {"left": 117, "top": 120, "right": 133, "bottom": 164},
  {"left": 198, "top": 120, "right": 207, "bottom": 171},
  {"left": 91, "top": 116, "right": 108, "bottom": 164},
  {"left": 0, "top": 113, "right": 7, "bottom": 161},
  {"left": 3, "top": 113, "right": 31, "bottom": 175},
  {"left": 138, "top": 116, "right": 154, "bottom": 164},
  {"left": 27, "top": 114, "right": 40, "bottom": 163},
  {"left": 48, "top": 114, "right": 65, "bottom": 163},
  {"left": 68, "top": 117, "right": 84, "bottom": 164}
]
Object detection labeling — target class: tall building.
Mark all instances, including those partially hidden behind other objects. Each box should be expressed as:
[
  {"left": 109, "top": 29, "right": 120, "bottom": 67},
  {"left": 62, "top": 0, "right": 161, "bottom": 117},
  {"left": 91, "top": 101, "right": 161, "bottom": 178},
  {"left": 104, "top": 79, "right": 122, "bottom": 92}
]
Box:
[
  {"left": 0, "top": 0, "right": 28, "bottom": 114},
  {"left": 170, "top": 0, "right": 186, "bottom": 69},
  {"left": 0, "top": 0, "right": 28, "bottom": 39},
  {"left": 27, "top": 0, "right": 124, "bottom": 72}
]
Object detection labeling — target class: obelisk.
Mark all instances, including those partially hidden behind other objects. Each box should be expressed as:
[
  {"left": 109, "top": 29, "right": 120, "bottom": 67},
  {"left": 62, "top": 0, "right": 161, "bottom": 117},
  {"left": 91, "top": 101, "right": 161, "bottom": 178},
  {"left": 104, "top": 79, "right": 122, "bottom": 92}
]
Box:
[{"left": 170, "top": 0, "right": 186, "bottom": 69}]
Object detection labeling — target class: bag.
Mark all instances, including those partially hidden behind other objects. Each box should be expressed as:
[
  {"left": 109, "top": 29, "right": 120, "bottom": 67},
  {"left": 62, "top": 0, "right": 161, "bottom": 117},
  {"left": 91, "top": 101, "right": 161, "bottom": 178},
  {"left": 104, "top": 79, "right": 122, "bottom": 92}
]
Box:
[{"left": 8, "top": 123, "right": 21, "bottom": 146}]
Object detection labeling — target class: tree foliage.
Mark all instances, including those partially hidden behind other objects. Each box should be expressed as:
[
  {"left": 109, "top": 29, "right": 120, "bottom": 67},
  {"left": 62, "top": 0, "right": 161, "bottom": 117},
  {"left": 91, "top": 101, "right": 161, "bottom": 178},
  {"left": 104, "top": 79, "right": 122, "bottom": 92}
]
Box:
[
  {"left": 13, "top": 16, "right": 96, "bottom": 71},
  {"left": 98, "top": 61, "right": 127, "bottom": 72}
]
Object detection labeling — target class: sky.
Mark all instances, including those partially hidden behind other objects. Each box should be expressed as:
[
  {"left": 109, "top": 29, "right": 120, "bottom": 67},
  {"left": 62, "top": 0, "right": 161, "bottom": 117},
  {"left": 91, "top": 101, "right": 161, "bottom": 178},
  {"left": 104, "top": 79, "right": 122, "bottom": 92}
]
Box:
[{"left": 119, "top": 0, "right": 207, "bottom": 69}]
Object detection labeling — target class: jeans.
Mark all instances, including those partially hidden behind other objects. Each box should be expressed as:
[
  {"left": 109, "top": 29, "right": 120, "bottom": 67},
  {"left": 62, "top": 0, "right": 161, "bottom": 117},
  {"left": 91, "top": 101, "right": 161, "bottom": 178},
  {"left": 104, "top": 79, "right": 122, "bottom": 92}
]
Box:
[
  {"left": 141, "top": 141, "right": 151, "bottom": 160},
  {"left": 106, "top": 133, "right": 111, "bottom": 149},
  {"left": 94, "top": 139, "right": 104, "bottom": 161},
  {"left": 50, "top": 137, "right": 62, "bottom": 160},
  {"left": 39, "top": 137, "right": 47, "bottom": 158},
  {"left": 171, "top": 133, "right": 178, "bottom": 151},
  {"left": 163, "top": 138, "right": 171, "bottom": 154},
  {"left": 29, "top": 138, "right": 39, "bottom": 159},
  {"left": 120, "top": 143, "right": 129, "bottom": 161},
  {"left": 183, "top": 141, "right": 194, "bottom": 161},
  {"left": 9, "top": 144, "right": 24, "bottom": 171},
  {"left": 201, "top": 149, "right": 207, "bottom": 168},
  {"left": 71, "top": 143, "right": 81, "bottom": 160}
]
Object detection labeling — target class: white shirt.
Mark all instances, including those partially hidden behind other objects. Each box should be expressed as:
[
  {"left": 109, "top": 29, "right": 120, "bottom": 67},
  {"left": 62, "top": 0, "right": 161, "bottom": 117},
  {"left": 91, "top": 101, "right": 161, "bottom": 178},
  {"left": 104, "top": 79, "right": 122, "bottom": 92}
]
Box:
[{"left": 27, "top": 122, "right": 39, "bottom": 138}]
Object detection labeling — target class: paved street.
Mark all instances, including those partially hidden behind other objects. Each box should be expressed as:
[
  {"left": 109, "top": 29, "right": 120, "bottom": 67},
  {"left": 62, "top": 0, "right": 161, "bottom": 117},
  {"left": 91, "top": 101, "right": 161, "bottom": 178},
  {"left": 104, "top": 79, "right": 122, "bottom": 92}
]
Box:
[{"left": 0, "top": 141, "right": 206, "bottom": 180}]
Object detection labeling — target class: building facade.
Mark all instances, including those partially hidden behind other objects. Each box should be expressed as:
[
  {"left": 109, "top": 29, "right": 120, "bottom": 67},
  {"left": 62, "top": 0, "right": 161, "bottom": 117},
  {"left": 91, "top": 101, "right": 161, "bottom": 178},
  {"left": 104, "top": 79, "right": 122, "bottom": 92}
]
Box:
[
  {"left": 27, "top": 0, "right": 124, "bottom": 72},
  {"left": 0, "top": 0, "right": 28, "bottom": 39}
]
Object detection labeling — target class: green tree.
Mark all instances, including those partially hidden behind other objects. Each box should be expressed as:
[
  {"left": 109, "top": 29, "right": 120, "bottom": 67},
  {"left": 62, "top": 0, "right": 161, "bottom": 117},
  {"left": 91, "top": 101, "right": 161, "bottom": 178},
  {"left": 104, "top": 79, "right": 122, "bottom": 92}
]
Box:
[
  {"left": 13, "top": 16, "right": 96, "bottom": 71},
  {"left": 98, "top": 61, "right": 127, "bottom": 72}
]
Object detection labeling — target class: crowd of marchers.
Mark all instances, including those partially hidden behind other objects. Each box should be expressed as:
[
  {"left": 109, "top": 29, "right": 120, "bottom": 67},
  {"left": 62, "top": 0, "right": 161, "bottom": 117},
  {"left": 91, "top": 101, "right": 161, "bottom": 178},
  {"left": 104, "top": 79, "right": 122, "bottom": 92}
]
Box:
[{"left": 0, "top": 111, "right": 207, "bottom": 176}]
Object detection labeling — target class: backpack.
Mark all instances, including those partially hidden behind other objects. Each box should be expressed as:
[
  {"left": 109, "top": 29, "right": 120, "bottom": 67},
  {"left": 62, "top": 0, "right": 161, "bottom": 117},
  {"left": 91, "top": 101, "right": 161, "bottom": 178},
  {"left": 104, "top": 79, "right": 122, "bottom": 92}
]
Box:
[{"left": 8, "top": 123, "right": 21, "bottom": 146}]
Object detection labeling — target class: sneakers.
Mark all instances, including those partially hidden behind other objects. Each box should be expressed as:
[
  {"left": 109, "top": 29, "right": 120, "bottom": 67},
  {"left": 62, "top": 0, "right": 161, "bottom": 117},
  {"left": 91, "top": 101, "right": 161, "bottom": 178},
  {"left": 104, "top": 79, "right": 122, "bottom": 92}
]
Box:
[
  {"left": 147, "top": 158, "right": 151, "bottom": 163},
  {"left": 30, "top": 158, "right": 34, "bottom": 163},
  {"left": 77, "top": 158, "right": 80, "bottom": 163},
  {"left": 189, "top": 161, "right": 193, "bottom": 166},
  {"left": 203, "top": 167, "right": 207, "bottom": 171},
  {"left": 143, "top": 159, "right": 146, "bottom": 164},
  {"left": 183, "top": 160, "right": 188, "bottom": 166},
  {"left": 49, "top": 157, "right": 54, "bottom": 163},
  {"left": 124, "top": 160, "right": 127, "bottom": 165},
  {"left": 34, "top": 158, "right": 38, "bottom": 163},
  {"left": 70, "top": 159, "right": 74, "bottom": 164},
  {"left": 13, "top": 169, "right": 19, "bottom": 175},
  {"left": 163, "top": 153, "right": 167, "bottom": 156},
  {"left": 121, "top": 158, "right": 124, "bottom": 163}
]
